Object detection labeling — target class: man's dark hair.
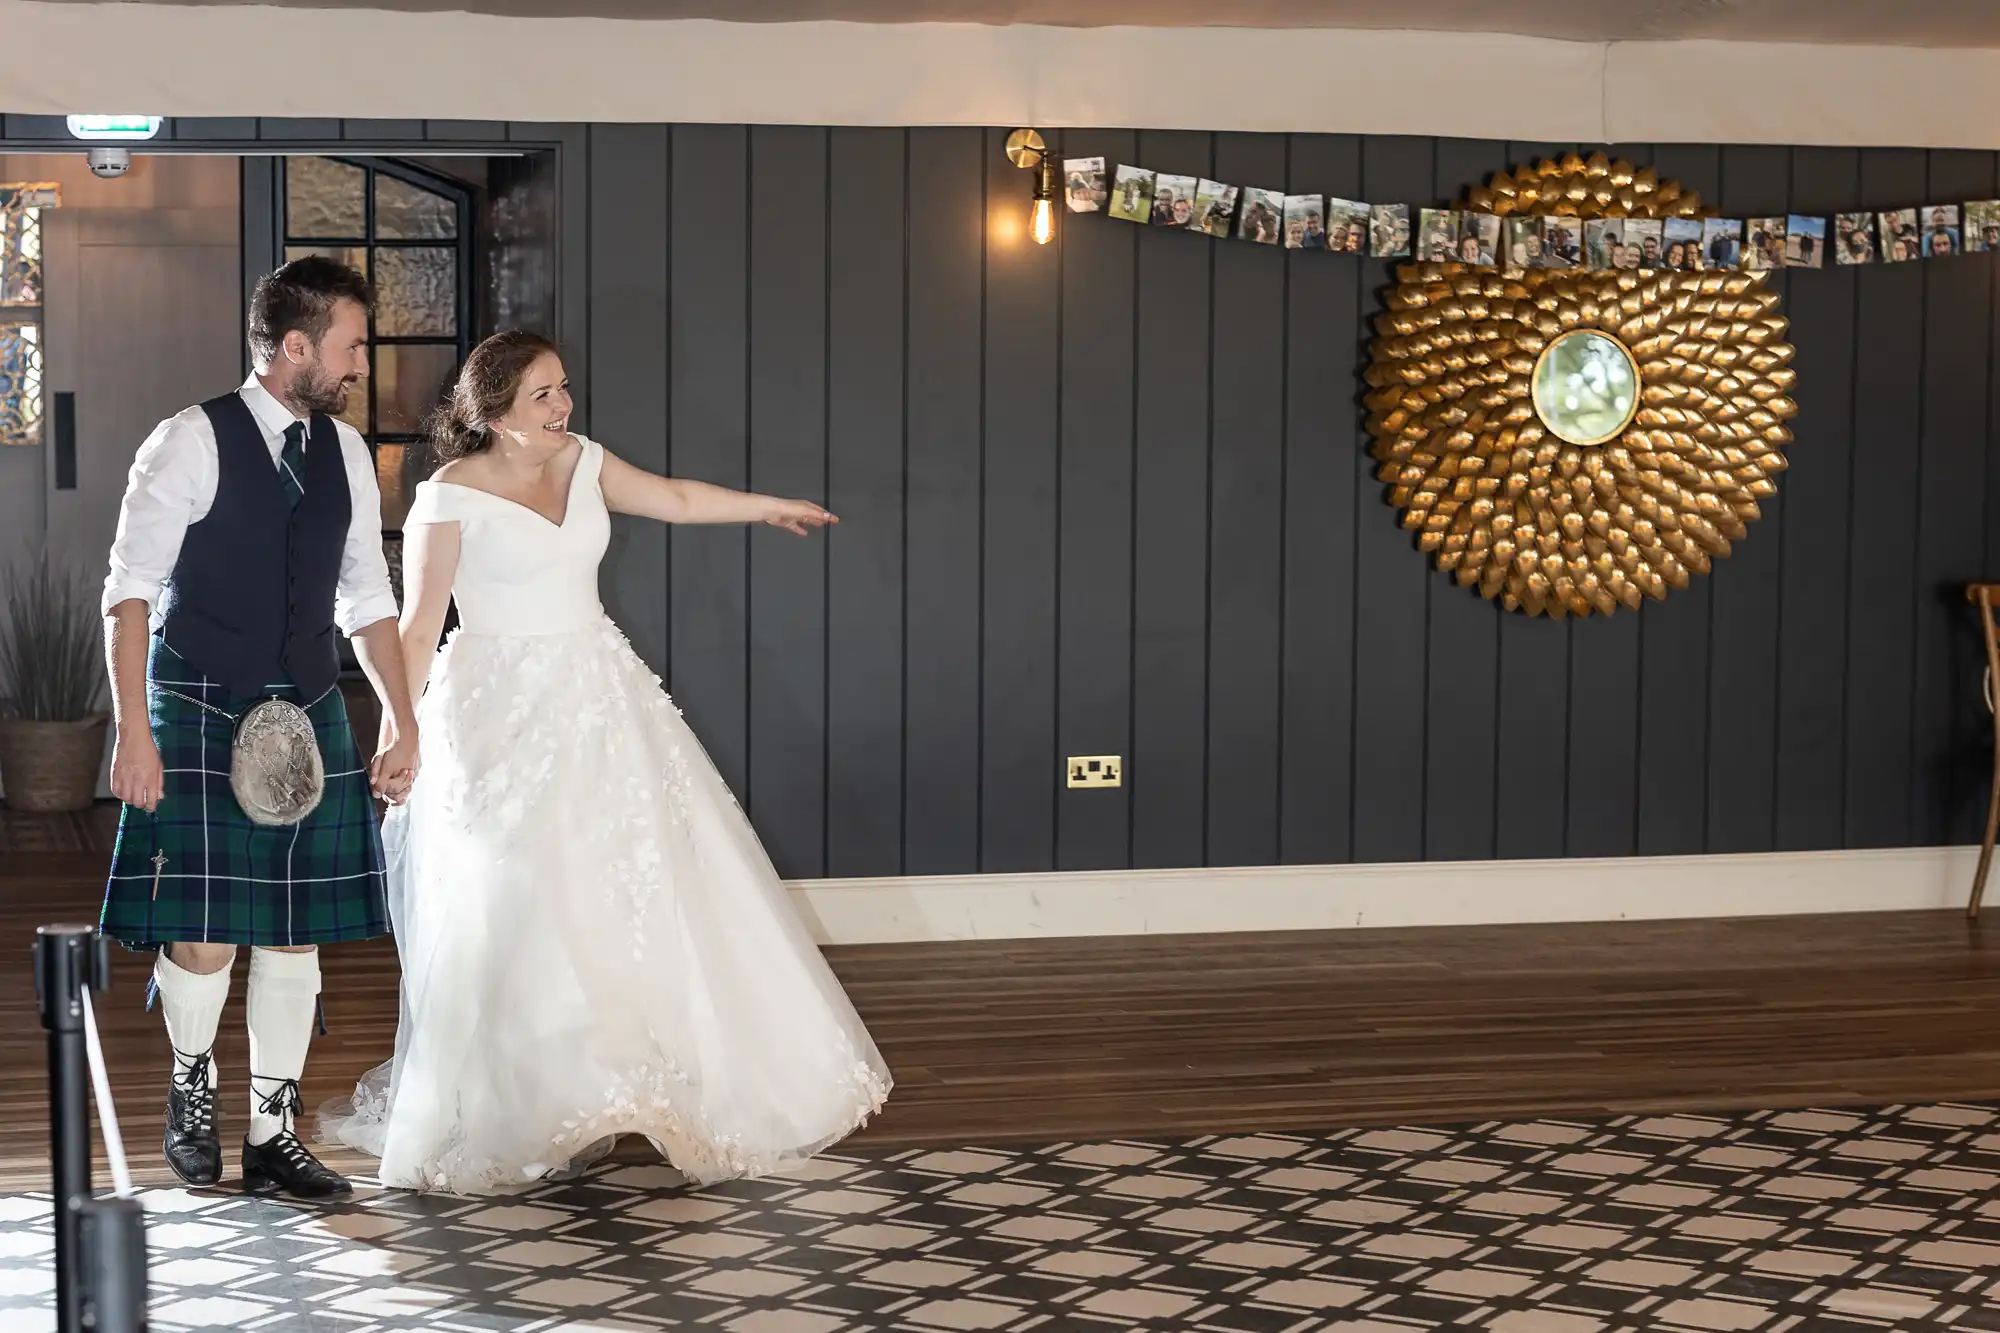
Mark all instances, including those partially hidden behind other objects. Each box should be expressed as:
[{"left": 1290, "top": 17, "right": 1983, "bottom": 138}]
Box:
[{"left": 247, "top": 256, "right": 374, "bottom": 367}]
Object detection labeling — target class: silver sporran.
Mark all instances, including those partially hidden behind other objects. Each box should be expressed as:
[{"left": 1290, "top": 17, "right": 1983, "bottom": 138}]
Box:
[{"left": 231, "top": 698, "right": 325, "bottom": 826}]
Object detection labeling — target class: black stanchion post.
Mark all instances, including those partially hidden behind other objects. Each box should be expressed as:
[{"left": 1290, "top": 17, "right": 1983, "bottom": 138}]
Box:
[
  {"left": 77, "top": 1197, "right": 148, "bottom": 1331},
  {"left": 34, "top": 924, "right": 96, "bottom": 1333}
]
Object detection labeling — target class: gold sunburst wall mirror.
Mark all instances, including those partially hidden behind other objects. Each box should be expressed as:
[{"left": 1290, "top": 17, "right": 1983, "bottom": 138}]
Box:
[{"left": 1363, "top": 153, "right": 1798, "bottom": 619}]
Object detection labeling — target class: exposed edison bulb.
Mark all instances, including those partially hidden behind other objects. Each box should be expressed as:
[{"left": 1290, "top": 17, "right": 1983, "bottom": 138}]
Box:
[{"left": 1030, "top": 196, "right": 1055, "bottom": 246}]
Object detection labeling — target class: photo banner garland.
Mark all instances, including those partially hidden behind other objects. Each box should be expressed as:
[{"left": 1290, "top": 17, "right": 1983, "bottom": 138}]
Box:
[{"left": 1065, "top": 150, "right": 1997, "bottom": 272}]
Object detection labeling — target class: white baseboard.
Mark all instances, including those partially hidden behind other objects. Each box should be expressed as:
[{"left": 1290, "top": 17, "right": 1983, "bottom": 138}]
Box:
[{"left": 785, "top": 846, "right": 1985, "bottom": 946}]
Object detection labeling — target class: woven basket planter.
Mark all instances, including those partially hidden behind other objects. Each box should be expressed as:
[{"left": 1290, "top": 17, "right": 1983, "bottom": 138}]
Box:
[{"left": 0, "top": 714, "right": 110, "bottom": 813}]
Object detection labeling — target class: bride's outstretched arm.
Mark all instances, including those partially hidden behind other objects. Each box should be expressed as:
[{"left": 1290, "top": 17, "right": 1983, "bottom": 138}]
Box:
[
  {"left": 398, "top": 520, "right": 461, "bottom": 707},
  {"left": 599, "top": 447, "right": 836, "bottom": 536}
]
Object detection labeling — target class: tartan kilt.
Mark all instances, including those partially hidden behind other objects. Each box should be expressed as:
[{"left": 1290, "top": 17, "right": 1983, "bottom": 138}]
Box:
[{"left": 101, "top": 638, "right": 389, "bottom": 950}]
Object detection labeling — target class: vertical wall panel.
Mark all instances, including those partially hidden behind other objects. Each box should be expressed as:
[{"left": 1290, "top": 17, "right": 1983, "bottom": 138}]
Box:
[
  {"left": 1280, "top": 132, "right": 1361, "bottom": 865},
  {"left": 1775, "top": 146, "right": 1860, "bottom": 851},
  {"left": 904, "top": 128, "right": 986, "bottom": 874},
  {"left": 746, "top": 126, "right": 831, "bottom": 877},
  {"left": 1563, "top": 145, "right": 1652, "bottom": 860},
  {"left": 1846, "top": 148, "right": 1930, "bottom": 848},
  {"left": 669, "top": 125, "right": 751, "bottom": 799},
  {"left": 1056, "top": 129, "right": 1140, "bottom": 872},
  {"left": 588, "top": 126, "right": 670, "bottom": 677},
  {"left": 826, "top": 128, "right": 908, "bottom": 878},
  {"left": 1352, "top": 136, "right": 1434, "bottom": 863},
  {"left": 1422, "top": 138, "right": 1507, "bottom": 862},
  {"left": 1130, "top": 130, "right": 1215, "bottom": 868},
  {"left": 981, "top": 128, "right": 1062, "bottom": 872},
  {"left": 1494, "top": 141, "right": 1576, "bottom": 861},
  {"left": 1207, "top": 132, "right": 1289, "bottom": 867},
  {"left": 1703, "top": 144, "right": 1791, "bottom": 854},
  {"left": 1635, "top": 144, "right": 1723, "bottom": 857},
  {"left": 1562, "top": 600, "right": 1640, "bottom": 858},
  {"left": 1912, "top": 151, "right": 1997, "bottom": 846},
  {"left": 1496, "top": 612, "right": 1573, "bottom": 860}
]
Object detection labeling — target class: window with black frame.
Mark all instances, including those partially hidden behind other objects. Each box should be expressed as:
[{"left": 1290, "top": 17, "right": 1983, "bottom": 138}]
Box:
[
  {"left": 0, "top": 184, "right": 55, "bottom": 449},
  {"left": 278, "top": 157, "right": 472, "bottom": 613}
]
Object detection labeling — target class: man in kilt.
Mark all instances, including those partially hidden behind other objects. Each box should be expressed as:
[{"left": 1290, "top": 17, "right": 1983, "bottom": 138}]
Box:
[{"left": 101, "top": 257, "right": 419, "bottom": 1198}]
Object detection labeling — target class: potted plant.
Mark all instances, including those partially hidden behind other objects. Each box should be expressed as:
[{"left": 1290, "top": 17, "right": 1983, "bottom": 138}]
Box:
[{"left": 0, "top": 550, "right": 108, "bottom": 813}]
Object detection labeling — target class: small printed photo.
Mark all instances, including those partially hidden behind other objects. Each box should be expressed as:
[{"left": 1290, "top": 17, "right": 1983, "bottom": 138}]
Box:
[
  {"left": 1107, "top": 165, "right": 1155, "bottom": 224},
  {"left": 1623, "top": 218, "right": 1664, "bottom": 269},
  {"left": 1701, "top": 218, "right": 1743, "bottom": 269},
  {"left": 1236, "top": 188, "right": 1284, "bottom": 245},
  {"left": 1878, "top": 208, "right": 1919, "bottom": 262},
  {"left": 1662, "top": 217, "right": 1704, "bottom": 271},
  {"left": 1283, "top": 194, "right": 1328, "bottom": 249},
  {"left": 1922, "top": 204, "right": 1960, "bottom": 257},
  {"left": 1504, "top": 216, "right": 1541, "bottom": 270},
  {"left": 1538, "top": 215, "right": 1581, "bottom": 268},
  {"left": 1063, "top": 158, "right": 1107, "bottom": 213},
  {"left": 1416, "top": 208, "right": 1457, "bottom": 262},
  {"left": 1834, "top": 212, "right": 1875, "bottom": 265},
  {"left": 1326, "top": 198, "right": 1370, "bottom": 254},
  {"left": 1743, "top": 217, "right": 1785, "bottom": 271},
  {"left": 1150, "top": 174, "right": 1198, "bottom": 228},
  {"left": 1456, "top": 212, "right": 1500, "bottom": 266},
  {"left": 1369, "top": 203, "right": 1411, "bottom": 258},
  {"left": 1190, "top": 180, "right": 1240, "bottom": 237},
  {"left": 1784, "top": 215, "right": 1826, "bottom": 268},
  {"left": 1584, "top": 217, "right": 1623, "bottom": 270},
  {"left": 1968, "top": 201, "right": 2000, "bottom": 253}
]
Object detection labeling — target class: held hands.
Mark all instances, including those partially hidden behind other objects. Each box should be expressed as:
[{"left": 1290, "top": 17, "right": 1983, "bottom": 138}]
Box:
[
  {"left": 371, "top": 713, "right": 419, "bottom": 805},
  {"left": 109, "top": 730, "right": 165, "bottom": 813},
  {"left": 763, "top": 498, "right": 838, "bottom": 537}
]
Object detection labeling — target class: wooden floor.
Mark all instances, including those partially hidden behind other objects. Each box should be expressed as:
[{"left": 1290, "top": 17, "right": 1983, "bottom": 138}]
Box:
[{"left": 5, "top": 846, "right": 2000, "bottom": 1191}]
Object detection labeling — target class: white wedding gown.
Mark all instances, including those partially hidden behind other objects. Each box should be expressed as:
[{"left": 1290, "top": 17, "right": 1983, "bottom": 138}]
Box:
[{"left": 319, "top": 436, "right": 891, "bottom": 1195}]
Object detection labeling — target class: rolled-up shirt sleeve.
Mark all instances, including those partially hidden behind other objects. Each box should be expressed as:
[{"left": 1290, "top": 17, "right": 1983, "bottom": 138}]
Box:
[
  {"left": 332, "top": 423, "right": 399, "bottom": 636},
  {"left": 101, "top": 412, "right": 208, "bottom": 620}
]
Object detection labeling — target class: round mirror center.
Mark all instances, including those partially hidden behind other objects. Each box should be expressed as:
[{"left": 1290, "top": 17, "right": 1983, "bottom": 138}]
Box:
[{"left": 1532, "top": 328, "right": 1640, "bottom": 446}]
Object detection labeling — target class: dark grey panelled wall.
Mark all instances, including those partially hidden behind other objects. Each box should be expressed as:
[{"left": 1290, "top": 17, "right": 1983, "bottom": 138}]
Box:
[
  {"left": 580, "top": 129, "right": 2000, "bottom": 880},
  {"left": 6, "top": 114, "right": 1994, "bottom": 879}
]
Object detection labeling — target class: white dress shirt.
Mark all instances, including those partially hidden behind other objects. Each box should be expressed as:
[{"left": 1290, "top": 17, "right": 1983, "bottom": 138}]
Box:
[{"left": 101, "top": 373, "right": 400, "bottom": 637}]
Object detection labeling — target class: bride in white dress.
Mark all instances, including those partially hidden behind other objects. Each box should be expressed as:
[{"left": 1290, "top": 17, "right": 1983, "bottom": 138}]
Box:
[{"left": 321, "top": 330, "right": 891, "bottom": 1195}]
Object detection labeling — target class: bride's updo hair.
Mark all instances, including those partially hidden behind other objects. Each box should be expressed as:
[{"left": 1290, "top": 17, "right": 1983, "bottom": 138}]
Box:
[{"left": 429, "top": 329, "right": 563, "bottom": 461}]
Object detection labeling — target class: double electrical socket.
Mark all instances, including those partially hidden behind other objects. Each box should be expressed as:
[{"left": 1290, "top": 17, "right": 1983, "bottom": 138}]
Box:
[{"left": 1067, "top": 755, "right": 1122, "bottom": 789}]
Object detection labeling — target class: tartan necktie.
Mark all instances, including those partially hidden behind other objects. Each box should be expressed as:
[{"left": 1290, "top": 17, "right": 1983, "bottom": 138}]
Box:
[{"left": 278, "top": 421, "right": 307, "bottom": 508}]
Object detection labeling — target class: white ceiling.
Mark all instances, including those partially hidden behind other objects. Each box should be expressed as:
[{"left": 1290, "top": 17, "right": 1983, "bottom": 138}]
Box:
[
  {"left": 11, "top": 0, "right": 2000, "bottom": 150},
  {"left": 41, "top": 0, "right": 2000, "bottom": 47}
]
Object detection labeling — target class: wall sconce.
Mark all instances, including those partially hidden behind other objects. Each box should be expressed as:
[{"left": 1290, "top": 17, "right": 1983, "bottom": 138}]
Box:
[{"left": 1006, "top": 129, "right": 1057, "bottom": 246}]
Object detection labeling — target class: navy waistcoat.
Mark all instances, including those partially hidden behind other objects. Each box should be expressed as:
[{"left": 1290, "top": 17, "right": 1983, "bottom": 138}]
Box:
[{"left": 157, "top": 392, "right": 350, "bottom": 699}]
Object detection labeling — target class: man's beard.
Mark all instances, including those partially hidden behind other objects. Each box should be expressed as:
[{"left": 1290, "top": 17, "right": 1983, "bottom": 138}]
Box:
[{"left": 286, "top": 362, "right": 356, "bottom": 417}]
